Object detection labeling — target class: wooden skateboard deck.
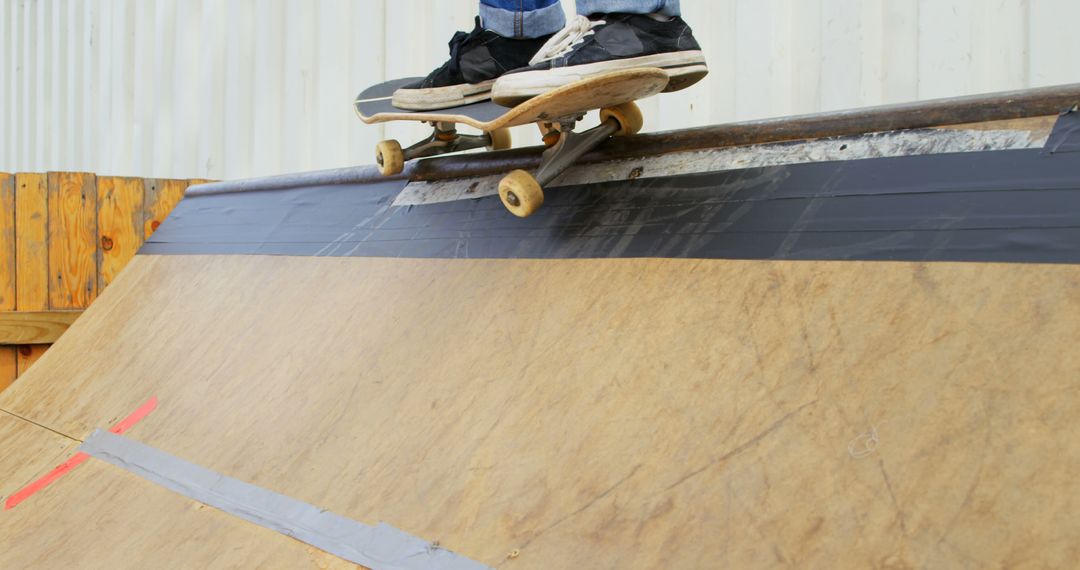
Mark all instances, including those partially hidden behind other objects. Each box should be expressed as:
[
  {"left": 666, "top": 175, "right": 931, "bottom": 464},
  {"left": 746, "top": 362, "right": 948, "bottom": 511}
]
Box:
[
  {"left": 355, "top": 68, "right": 671, "bottom": 218},
  {"left": 354, "top": 68, "right": 668, "bottom": 131}
]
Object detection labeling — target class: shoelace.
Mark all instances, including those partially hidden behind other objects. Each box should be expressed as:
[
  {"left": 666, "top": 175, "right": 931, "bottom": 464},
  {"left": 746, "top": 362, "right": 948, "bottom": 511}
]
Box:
[{"left": 529, "top": 15, "right": 607, "bottom": 65}]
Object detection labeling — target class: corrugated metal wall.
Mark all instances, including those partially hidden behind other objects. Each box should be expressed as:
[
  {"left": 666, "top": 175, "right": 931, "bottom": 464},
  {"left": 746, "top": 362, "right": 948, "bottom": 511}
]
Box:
[{"left": 2, "top": 0, "right": 1077, "bottom": 180}]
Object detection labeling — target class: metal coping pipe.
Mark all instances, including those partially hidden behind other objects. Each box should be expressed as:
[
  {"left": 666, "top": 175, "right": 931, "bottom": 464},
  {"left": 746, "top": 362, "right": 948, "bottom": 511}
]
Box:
[{"left": 188, "top": 82, "right": 1080, "bottom": 196}]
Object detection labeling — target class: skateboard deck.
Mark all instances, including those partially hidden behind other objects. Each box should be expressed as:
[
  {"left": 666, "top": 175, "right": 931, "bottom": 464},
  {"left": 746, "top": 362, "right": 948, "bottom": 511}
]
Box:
[
  {"left": 354, "top": 68, "right": 668, "bottom": 132},
  {"left": 354, "top": 68, "right": 671, "bottom": 218}
]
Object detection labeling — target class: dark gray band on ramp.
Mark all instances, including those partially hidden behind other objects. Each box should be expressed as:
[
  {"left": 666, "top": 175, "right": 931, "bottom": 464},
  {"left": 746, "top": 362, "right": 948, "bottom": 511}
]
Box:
[
  {"left": 79, "top": 430, "right": 490, "bottom": 570},
  {"left": 1045, "top": 108, "right": 1080, "bottom": 155},
  {"left": 185, "top": 164, "right": 400, "bottom": 197},
  {"left": 145, "top": 112, "right": 1080, "bottom": 264}
]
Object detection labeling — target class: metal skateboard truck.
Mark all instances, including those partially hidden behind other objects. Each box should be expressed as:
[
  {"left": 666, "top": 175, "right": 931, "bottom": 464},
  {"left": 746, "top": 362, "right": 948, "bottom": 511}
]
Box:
[{"left": 355, "top": 68, "right": 667, "bottom": 217}]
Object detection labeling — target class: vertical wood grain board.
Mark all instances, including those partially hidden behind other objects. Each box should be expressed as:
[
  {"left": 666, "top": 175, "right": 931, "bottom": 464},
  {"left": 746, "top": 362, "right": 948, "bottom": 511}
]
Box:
[
  {"left": 144, "top": 179, "right": 189, "bottom": 239},
  {"left": 97, "top": 176, "right": 145, "bottom": 290},
  {"left": 0, "top": 174, "right": 15, "bottom": 391},
  {"left": 14, "top": 173, "right": 50, "bottom": 376},
  {"left": 47, "top": 172, "right": 98, "bottom": 310}
]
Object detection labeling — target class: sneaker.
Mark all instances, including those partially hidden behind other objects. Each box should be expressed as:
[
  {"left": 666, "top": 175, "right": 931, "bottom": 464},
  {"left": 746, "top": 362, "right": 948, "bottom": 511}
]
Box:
[
  {"left": 491, "top": 13, "right": 708, "bottom": 106},
  {"left": 392, "top": 17, "right": 552, "bottom": 110}
]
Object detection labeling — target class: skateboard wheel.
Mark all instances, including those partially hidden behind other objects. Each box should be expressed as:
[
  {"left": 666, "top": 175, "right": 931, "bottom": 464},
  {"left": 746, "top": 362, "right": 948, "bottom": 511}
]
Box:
[
  {"left": 600, "top": 102, "right": 644, "bottom": 137},
  {"left": 499, "top": 170, "right": 544, "bottom": 218},
  {"left": 375, "top": 140, "right": 404, "bottom": 176},
  {"left": 486, "top": 128, "right": 512, "bottom": 151}
]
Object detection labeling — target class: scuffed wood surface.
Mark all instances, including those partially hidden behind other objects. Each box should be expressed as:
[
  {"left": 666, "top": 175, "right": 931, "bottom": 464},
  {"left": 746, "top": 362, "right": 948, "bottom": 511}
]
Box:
[
  {"left": 1, "top": 255, "right": 1079, "bottom": 568},
  {"left": 0, "top": 414, "right": 79, "bottom": 502},
  {"left": 941, "top": 115, "right": 1058, "bottom": 141},
  {"left": 0, "top": 456, "right": 356, "bottom": 570}
]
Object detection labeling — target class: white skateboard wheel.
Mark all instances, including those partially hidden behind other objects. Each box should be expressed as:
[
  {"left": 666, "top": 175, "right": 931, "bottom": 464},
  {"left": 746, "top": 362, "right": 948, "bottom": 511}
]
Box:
[
  {"left": 600, "top": 102, "right": 644, "bottom": 137},
  {"left": 375, "top": 140, "right": 404, "bottom": 176},
  {"left": 499, "top": 170, "right": 544, "bottom": 218}
]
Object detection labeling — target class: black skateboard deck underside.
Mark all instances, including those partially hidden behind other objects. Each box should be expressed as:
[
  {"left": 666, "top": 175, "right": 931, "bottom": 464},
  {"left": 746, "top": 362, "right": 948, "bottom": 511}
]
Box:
[{"left": 355, "top": 77, "right": 507, "bottom": 124}]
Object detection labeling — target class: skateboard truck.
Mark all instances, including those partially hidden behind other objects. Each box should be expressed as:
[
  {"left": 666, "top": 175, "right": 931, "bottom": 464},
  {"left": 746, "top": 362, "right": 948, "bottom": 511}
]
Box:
[
  {"left": 358, "top": 68, "right": 668, "bottom": 218},
  {"left": 499, "top": 101, "right": 643, "bottom": 218},
  {"left": 376, "top": 122, "right": 511, "bottom": 177}
]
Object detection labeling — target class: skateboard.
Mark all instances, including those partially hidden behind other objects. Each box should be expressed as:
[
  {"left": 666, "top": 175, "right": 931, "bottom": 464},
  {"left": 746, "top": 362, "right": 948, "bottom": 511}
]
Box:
[{"left": 354, "top": 68, "right": 669, "bottom": 217}]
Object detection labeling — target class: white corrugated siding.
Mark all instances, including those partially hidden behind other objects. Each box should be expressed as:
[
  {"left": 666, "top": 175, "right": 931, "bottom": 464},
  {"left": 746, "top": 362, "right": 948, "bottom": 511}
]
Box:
[{"left": 1, "top": 0, "right": 1077, "bottom": 179}]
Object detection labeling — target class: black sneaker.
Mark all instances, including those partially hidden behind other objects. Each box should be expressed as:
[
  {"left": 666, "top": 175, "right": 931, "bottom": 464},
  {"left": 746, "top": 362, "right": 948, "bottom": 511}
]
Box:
[
  {"left": 392, "top": 17, "right": 552, "bottom": 110},
  {"left": 491, "top": 13, "right": 708, "bottom": 106}
]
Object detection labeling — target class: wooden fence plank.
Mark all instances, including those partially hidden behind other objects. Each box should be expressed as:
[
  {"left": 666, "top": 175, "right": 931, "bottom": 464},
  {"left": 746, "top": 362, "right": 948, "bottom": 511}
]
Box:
[
  {"left": 0, "top": 174, "right": 15, "bottom": 309},
  {"left": 0, "top": 311, "right": 82, "bottom": 344},
  {"left": 0, "top": 348, "right": 14, "bottom": 392},
  {"left": 47, "top": 172, "right": 98, "bottom": 310},
  {"left": 16, "top": 344, "right": 51, "bottom": 375},
  {"left": 0, "top": 173, "right": 15, "bottom": 391},
  {"left": 15, "top": 173, "right": 49, "bottom": 307},
  {"left": 144, "top": 179, "right": 189, "bottom": 239},
  {"left": 15, "top": 173, "right": 50, "bottom": 375},
  {"left": 98, "top": 176, "right": 145, "bottom": 289}
]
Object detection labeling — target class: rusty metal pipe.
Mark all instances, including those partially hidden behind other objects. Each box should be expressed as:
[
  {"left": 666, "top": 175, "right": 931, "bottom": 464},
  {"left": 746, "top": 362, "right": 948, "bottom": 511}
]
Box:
[
  {"left": 188, "top": 83, "right": 1080, "bottom": 197},
  {"left": 410, "top": 82, "right": 1080, "bottom": 182}
]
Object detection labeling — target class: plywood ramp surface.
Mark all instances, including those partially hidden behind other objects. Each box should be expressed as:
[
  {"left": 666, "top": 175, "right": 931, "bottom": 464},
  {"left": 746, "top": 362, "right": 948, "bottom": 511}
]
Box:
[
  {"left": 0, "top": 414, "right": 79, "bottom": 501},
  {"left": 0, "top": 458, "right": 354, "bottom": 569},
  {"left": 2, "top": 254, "right": 1079, "bottom": 568}
]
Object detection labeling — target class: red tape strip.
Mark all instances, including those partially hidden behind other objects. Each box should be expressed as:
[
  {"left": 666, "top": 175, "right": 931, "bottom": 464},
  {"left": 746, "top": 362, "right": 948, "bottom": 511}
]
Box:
[{"left": 4, "top": 396, "right": 158, "bottom": 511}]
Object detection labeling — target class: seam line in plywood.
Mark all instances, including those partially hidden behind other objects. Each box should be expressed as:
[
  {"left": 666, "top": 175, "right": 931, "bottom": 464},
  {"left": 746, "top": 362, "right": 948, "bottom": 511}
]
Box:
[{"left": 0, "top": 407, "right": 81, "bottom": 442}]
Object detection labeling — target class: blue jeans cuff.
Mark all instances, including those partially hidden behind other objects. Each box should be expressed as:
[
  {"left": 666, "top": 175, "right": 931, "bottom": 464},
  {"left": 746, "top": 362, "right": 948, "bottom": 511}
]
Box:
[
  {"left": 480, "top": 1, "right": 567, "bottom": 38},
  {"left": 576, "top": 0, "right": 681, "bottom": 17}
]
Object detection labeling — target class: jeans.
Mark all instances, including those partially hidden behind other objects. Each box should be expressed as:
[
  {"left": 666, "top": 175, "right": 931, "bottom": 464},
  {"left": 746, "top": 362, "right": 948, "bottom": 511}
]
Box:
[{"left": 479, "top": 0, "right": 680, "bottom": 39}]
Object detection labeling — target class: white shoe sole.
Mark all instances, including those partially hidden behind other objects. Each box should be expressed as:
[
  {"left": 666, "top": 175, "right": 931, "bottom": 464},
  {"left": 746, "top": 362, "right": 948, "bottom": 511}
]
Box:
[
  {"left": 391, "top": 79, "right": 496, "bottom": 111},
  {"left": 492, "top": 51, "right": 708, "bottom": 106}
]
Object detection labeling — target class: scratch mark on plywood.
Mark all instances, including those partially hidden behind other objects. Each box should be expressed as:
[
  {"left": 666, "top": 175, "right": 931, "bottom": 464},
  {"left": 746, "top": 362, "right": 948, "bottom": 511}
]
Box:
[
  {"left": 508, "top": 464, "right": 643, "bottom": 557},
  {"left": 878, "top": 457, "right": 909, "bottom": 535},
  {"left": 661, "top": 400, "right": 819, "bottom": 494},
  {"left": 0, "top": 407, "right": 81, "bottom": 442}
]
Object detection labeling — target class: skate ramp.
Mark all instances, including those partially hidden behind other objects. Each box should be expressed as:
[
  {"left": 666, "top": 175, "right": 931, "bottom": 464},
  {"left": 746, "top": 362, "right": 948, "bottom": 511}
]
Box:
[
  {"left": 3, "top": 255, "right": 1080, "bottom": 568},
  {"left": 2, "top": 103, "right": 1080, "bottom": 568}
]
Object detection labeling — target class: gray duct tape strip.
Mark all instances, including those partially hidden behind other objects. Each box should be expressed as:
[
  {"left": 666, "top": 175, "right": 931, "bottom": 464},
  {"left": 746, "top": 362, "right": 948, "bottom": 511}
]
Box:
[
  {"left": 79, "top": 430, "right": 490, "bottom": 570},
  {"left": 1045, "top": 108, "right": 1080, "bottom": 154},
  {"left": 394, "top": 126, "right": 1047, "bottom": 206}
]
